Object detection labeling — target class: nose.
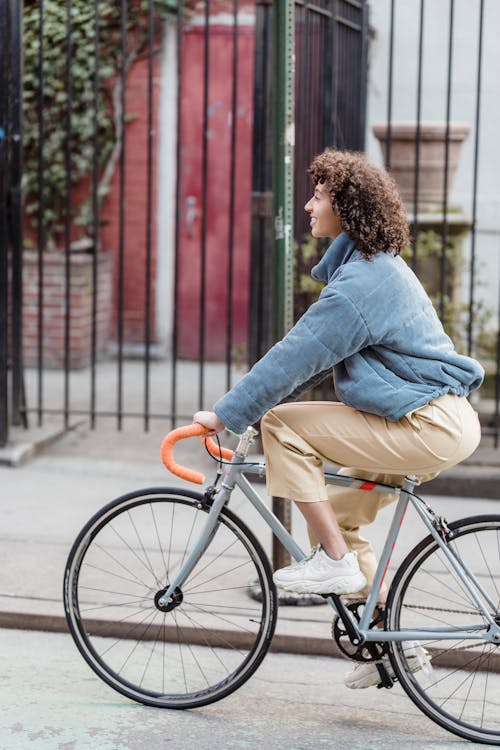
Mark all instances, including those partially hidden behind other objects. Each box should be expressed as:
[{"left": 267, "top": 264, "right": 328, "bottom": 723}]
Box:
[{"left": 304, "top": 197, "right": 313, "bottom": 212}]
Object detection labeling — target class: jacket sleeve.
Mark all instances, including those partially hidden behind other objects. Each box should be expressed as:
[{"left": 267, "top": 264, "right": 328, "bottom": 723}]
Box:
[
  {"left": 280, "top": 367, "right": 333, "bottom": 403},
  {"left": 214, "top": 288, "right": 370, "bottom": 434}
]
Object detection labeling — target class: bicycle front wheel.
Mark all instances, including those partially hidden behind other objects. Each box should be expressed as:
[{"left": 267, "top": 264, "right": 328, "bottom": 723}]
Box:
[
  {"left": 63, "top": 488, "right": 278, "bottom": 709},
  {"left": 386, "top": 514, "right": 500, "bottom": 745}
]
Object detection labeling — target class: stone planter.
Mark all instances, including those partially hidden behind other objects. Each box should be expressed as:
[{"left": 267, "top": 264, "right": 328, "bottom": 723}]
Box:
[
  {"left": 372, "top": 122, "right": 471, "bottom": 210},
  {"left": 23, "top": 250, "right": 113, "bottom": 369}
]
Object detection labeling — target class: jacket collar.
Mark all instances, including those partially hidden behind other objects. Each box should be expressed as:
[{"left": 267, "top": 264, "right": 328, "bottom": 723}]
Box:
[{"left": 311, "top": 232, "right": 358, "bottom": 283}]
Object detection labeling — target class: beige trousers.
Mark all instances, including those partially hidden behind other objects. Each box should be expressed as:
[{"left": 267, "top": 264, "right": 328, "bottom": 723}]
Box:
[{"left": 260, "top": 394, "right": 481, "bottom": 598}]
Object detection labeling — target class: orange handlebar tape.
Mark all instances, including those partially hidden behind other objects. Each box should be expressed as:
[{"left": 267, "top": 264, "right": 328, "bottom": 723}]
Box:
[{"left": 160, "top": 423, "right": 211, "bottom": 484}]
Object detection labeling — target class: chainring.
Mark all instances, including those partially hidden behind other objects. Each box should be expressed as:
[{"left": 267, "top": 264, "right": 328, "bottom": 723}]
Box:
[{"left": 332, "top": 600, "right": 388, "bottom": 662}]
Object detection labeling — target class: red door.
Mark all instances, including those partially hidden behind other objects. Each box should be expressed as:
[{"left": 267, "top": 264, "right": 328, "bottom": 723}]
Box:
[{"left": 176, "top": 20, "right": 255, "bottom": 360}]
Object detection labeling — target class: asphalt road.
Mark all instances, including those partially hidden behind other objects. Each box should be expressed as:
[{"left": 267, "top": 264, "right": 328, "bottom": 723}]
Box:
[{"left": 0, "top": 627, "right": 497, "bottom": 750}]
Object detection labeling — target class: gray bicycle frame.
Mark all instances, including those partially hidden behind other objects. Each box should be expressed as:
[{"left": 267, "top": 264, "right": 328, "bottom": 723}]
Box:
[{"left": 160, "top": 428, "right": 500, "bottom": 646}]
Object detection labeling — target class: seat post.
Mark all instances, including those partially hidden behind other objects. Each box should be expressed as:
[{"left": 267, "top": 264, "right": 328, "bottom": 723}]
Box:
[{"left": 402, "top": 474, "right": 421, "bottom": 493}]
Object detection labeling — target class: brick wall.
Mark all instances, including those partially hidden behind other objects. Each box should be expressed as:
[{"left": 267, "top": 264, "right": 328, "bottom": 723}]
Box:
[{"left": 23, "top": 252, "right": 113, "bottom": 369}]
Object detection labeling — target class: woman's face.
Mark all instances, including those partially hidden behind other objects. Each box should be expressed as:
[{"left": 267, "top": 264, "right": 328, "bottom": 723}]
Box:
[{"left": 304, "top": 183, "right": 342, "bottom": 239}]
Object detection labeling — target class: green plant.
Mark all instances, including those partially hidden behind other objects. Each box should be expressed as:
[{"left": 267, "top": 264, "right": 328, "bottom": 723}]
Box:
[
  {"left": 23, "top": 0, "right": 177, "bottom": 248},
  {"left": 293, "top": 235, "right": 325, "bottom": 320}
]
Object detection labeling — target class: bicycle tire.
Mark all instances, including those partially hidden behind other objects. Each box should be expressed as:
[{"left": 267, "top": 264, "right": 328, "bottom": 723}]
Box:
[
  {"left": 386, "top": 514, "right": 500, "bottom": 745},
  {"left": 63, "top": 487, "right": 278, "bottom": 709}
]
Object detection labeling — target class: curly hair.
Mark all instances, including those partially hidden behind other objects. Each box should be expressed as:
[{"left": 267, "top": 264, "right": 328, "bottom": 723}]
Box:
[{"left": 308, "top": 148, "right": 410, "bottom": 258}]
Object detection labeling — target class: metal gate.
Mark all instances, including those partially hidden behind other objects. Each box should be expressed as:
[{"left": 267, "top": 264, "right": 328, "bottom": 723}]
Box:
[
  {"left": 0, "top": 0, "right": 370, "bottom": 446},
  {"left": 250, "top": 0, "right": 369, "bottom": 364}
]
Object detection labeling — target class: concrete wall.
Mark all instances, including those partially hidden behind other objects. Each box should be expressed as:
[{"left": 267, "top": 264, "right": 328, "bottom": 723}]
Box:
[{"left": 366, "top": 0, "right": 500, "bottom": 330}]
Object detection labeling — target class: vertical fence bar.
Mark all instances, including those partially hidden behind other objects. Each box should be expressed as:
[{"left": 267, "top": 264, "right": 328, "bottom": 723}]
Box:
[
  {"left": 294, "top": 1, "right": 307, "bottom": 255},
  {"left": 411, "top": 0, "right": 425, "bottom": 269},
  {"left": 323, "top": 5, "right": 334, "bottom": 146},
  {"left": 359, "top": 1, "right": 369, "bottom": 149},
  {"left": 9, "top": 0, "right": 24, "bottom": 427},
  {"left": 117, "top": 0, "right": 127, "bottom": 430},
  {"left": 0, "top": 0, "right": 8, "bottom": 446},
  {"left": 143, "top": 0, "right": 154, "bottom": 431},
  {"left": 468, "top": 0, "right": 484, "bottom": 359},
  {"left": 63, "top": 0, "right": 73, "bottom": 429},
  {"left": 249, "top": 0, "right": 273, "bottom": 367},
  {"left": 36, "top": 0, "right": 45, "bottom": 426},
  {"left": 90, "top": 0, "right": 100, "bottom": 429},
  {"left": 170, "top": 3, "right": 182, "bottom": 427},
  {"left": 272, "top": 0, "right": 295, "bottom": 570},
  {"left": 225, "top": 0, "right": 238, "bottom": 392},
  {"left": 303, "top": 2, "right": 311, "bottom": 236},
  {"left": 198, "top": 1, "right": 210, "bottom": 409},
  {"left": 495, "top": 258, "right": 500, "bottom": 447},
  {"left": 303, "top": 1, "right": 311, "bottom": 187},
  {"left": 439, "top": 0, "right": 454, "bottom": 323},
  {"left": 273, "top": 0, "right": 294, "bottom": 340},
  {"left": 331, "top": 0, "right": 339, "bottom": 146},
  {"left": 385, "top": 0, "right": 395, "bottom": 170}
]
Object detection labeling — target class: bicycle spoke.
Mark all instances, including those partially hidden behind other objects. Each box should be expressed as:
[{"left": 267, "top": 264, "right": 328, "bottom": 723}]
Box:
[
  {"left": 388, "top": 516, "right": 500, "bottom": 744},
  {"left": 64, "top": 491, "right": 276, "bottom": 708}
]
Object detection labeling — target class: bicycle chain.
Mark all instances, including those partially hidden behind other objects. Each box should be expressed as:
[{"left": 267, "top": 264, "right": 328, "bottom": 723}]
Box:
[{"left": 403, "top": 603, "right": 485, "bottom": 616}]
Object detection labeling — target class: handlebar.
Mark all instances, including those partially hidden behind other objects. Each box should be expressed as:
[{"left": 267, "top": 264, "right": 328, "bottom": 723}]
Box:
[{"left": 160, "top": 423, "right": 234, "bottom": 485}]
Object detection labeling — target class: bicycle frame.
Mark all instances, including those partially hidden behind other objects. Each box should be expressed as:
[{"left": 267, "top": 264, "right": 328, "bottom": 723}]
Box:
[{"left": 159, "top": 428, "right": 500, "bottom": 647}]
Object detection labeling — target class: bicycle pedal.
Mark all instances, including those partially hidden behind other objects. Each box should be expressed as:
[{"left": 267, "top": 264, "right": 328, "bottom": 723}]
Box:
[{"left": 375, "top": 662, "right": 395, "bottom": 689}]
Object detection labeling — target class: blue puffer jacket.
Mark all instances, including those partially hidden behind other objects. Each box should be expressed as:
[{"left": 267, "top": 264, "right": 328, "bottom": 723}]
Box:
[{"left": 214, "top": 232, "right": 484, "bottom": 435}]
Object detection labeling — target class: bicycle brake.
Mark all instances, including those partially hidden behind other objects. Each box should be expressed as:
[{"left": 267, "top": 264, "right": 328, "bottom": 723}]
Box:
[{"left": 432, "top": 515, "right": 454, "bottom": 544}]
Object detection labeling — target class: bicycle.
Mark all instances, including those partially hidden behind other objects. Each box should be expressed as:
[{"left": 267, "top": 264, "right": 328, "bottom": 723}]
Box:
[{"left": 63, "top": 423, "right": 500, "bottom": 745}]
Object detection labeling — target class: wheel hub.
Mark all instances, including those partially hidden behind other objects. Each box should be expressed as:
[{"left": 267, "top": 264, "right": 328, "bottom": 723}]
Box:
[{"left": 155, "top": 586, "right": 183, "bottom": 612}]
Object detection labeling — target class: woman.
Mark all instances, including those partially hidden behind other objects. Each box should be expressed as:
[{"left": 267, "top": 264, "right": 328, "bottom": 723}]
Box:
[{"left": 194, "top": 148, "right": 483, "bottom": 685}]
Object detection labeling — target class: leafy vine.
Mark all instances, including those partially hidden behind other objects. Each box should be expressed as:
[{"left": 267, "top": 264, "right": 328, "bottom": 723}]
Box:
[{"left": 22, "top": 0, "right": 177, "bottom": 248}]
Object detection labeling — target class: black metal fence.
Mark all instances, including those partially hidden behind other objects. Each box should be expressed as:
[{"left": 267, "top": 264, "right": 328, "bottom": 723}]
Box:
[
  {"left": 0, "top": 0, "right": 369, "bottom": 445},
  {"left": 2, "top": 0, "right": 498, "bottom": 447},
  {"left": 374, "top": 0, "right": 497, "bottom": 439}
]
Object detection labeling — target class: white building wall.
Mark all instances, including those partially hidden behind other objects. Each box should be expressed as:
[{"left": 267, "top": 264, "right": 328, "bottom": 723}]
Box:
[{"left": 366, "top": 0, "right": 500, "bottom": 329}]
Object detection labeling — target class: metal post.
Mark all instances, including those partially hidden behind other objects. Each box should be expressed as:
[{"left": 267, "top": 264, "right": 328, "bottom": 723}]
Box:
[
  {"left": 272, "top": 0, "right": 295, "bottom": 570},
  {"left": 249, "top": 0, "right": 274, "bottom": 367},
  {"left": 9, "top": 0, "right": 25, "bottom": 428},
  {"left": 0, "top": 0, "right": 9, "bottom": 447},
  {"left": 272, "top": 0, "right": 294, "bottom": 341}
]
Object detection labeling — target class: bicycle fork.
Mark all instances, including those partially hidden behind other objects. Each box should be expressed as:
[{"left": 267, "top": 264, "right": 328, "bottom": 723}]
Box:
[{"left": 158, "top": 428, "right": 259, "bottom": 609}]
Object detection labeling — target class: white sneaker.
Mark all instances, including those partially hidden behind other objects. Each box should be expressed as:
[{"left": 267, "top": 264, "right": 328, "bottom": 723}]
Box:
[
  {"left": 273, "top": 547, "right": 367, "bottom": 596},
  {"left": 344, "top": 642, "right": 432, "bottom": 689}
]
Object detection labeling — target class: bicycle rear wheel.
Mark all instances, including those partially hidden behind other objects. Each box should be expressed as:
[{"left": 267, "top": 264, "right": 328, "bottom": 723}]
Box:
[
  {"left": 63, "top": 487, "right": 278, "bottom": 708},
  {"left": 386, "top": 514, "right": 500, "bottom": 745}
]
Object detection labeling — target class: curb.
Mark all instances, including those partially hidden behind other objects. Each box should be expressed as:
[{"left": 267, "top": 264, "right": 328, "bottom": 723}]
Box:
[
  {"left": 422, "top": 469, "right": 500, "bottom": 499},
  {"left": 0, "top": 419, "right": 85, "bottom": 467},
  {"left": 0, "top": 608, "right": 343, "bottom": 658}
]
